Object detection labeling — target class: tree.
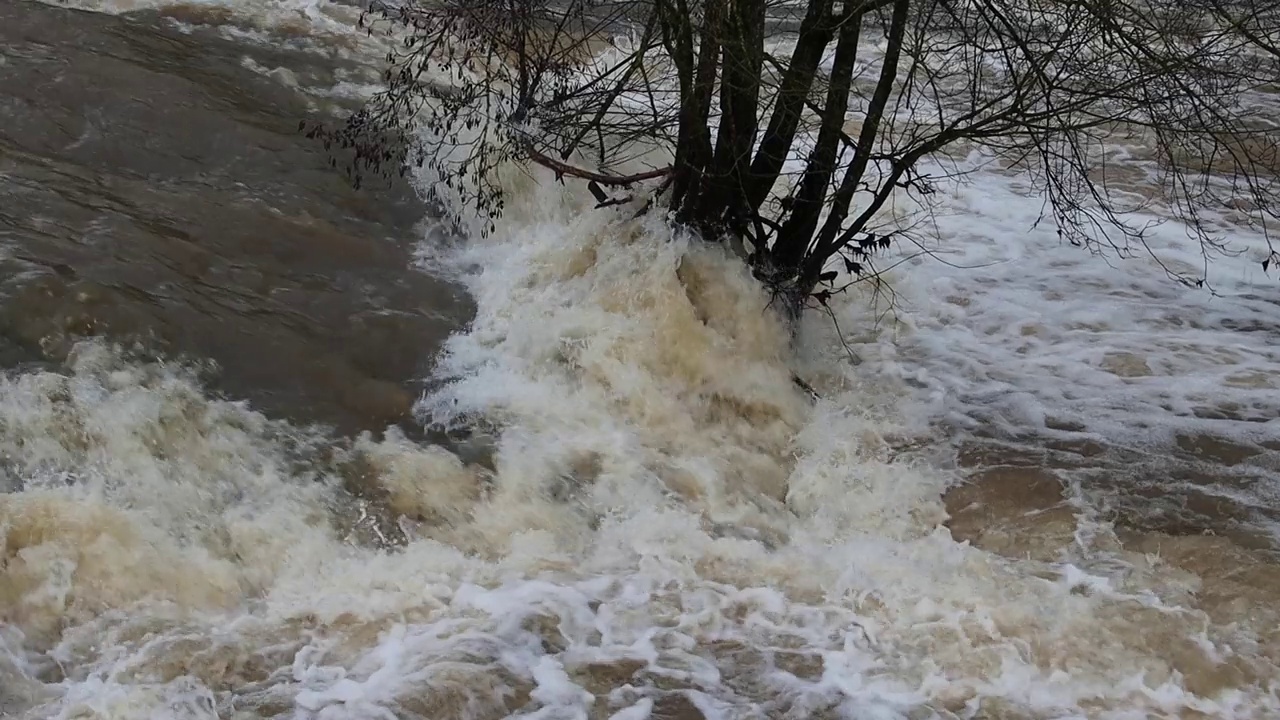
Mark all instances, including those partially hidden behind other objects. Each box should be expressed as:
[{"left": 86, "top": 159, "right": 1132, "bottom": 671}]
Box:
[{"left": 310, "top": 0, "right": 1280, "bottom": 313}]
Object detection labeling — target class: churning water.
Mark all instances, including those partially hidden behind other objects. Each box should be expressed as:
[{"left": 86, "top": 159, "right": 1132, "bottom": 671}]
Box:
[{"left": 3, "top": 1, "right": 1279, "bottom": 718}]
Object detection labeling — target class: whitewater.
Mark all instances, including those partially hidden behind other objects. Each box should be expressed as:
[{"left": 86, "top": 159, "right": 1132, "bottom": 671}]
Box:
[{"left": 3, "top": 1, "right": 1279, "bottom": 718}]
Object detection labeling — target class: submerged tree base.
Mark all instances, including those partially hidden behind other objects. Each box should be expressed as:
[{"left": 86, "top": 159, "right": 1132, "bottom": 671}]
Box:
[{"left": 312, "top": 0, "right": 1280, "bottom": 313}]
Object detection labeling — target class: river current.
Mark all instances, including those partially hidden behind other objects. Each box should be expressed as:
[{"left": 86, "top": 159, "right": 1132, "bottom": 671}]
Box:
[{"left": 2, "top": 1, "right": 1278, "bottom": 718}]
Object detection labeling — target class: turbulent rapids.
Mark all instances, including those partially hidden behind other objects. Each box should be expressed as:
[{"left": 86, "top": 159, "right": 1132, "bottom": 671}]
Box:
[{"left": 2, "top": 1, "right": 1279, "bottom": 719}]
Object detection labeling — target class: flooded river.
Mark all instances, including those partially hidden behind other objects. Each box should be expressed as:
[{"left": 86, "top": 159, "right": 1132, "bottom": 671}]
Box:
[
  {"left": 0, "top": 0, "right": 471, "bottom": 435},
  {"left": 1, "top": 1, "right": 1278, "bottom": 718}
]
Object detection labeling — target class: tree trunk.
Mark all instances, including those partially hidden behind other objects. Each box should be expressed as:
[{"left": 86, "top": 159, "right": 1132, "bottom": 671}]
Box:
[
  {"left": 771, "top": 2, "right": 865, "bottom": 274},
  {"left": 743, "top": 0, "right": 836, "bottom": 213}
]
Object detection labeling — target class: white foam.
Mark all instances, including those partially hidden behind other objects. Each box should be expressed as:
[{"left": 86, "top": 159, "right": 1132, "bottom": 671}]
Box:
[
  {"left": 39, "top": 0, "right": 360, "bottom": 32},
  {"left": 5, "top": 5, "right": 1280, "bottom": 720},
  {"left": 811, "top": 147, "right": 1280, "bottom": 523},
  {"left": 3, "top": 334, "right": 1277, "bottom": 718},
  {"left": 36, "top": 0, "right": 396, "bottom": 67},
  {"left": 393, "top": 160, "right": 1277, "bottom": 716}
]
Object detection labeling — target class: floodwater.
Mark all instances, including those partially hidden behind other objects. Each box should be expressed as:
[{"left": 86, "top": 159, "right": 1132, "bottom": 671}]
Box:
[
  {"left": 2, "top": 1, "right": 1279, "bottom": 719},
  {"left": 0, "top": 0, "right": 472, "bottom": 435}
]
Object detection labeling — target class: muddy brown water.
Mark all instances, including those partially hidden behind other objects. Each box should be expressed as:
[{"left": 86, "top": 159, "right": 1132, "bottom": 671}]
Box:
[
  {"left": 5, "top": 0, "right": 1278, "bottom": 582},
  {"left": 0, "top": 0, "right": 472, "bottom": 437},
  {"left": 944, "top": 433, "right": 1280, "bottom": 644},
  {"left": 2, "top": 4, "right": 1280, "bottom": 717}
]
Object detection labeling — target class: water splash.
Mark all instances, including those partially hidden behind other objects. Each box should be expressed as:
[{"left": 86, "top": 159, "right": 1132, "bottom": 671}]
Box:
[{"left": 6, "top": 1, "right": 1280, "bottom": 717}]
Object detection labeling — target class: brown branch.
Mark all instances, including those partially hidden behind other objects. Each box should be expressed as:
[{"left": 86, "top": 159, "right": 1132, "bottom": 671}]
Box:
[{"left": 523, "top": 145, "right": 671, "bottom": 186}]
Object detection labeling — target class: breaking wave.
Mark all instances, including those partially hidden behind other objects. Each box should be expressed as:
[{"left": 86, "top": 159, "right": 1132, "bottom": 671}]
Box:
[{"left": 5, "top": 1, "right": 1280, "bottom": 718}]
